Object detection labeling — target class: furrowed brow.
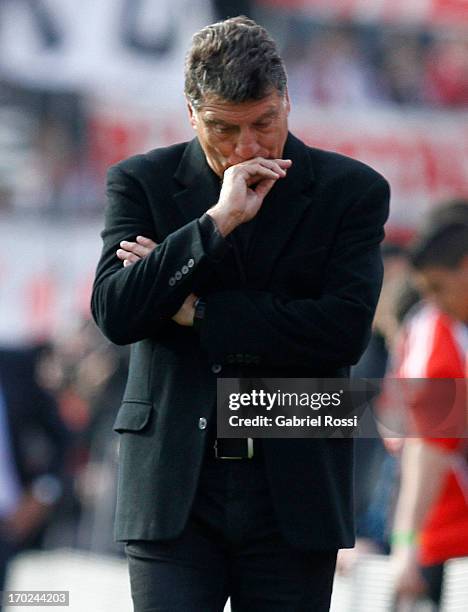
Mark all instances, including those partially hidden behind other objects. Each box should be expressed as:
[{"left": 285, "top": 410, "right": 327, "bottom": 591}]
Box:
[
  {"left": 254, "top": 109, "right": 279, "bottom": 123},
  {"left": 203, "top": 118, "right": 233, "bottom": 127}
]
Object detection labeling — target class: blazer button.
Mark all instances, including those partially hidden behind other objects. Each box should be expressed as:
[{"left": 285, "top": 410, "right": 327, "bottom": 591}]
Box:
[
  {"left": 188, "top": 258, "right": 195, "bottom": 268},
  {"left": 211, "top": 364, "right": 222, "bottom": 374},
  {"left": 182, "top": 265, "right": 189, "bottom": 274},
  {"left": 198, "top": 417, "right": 207, "bottom": 430},
  {"left": 168, "top": 277, "right": 176, "bottom": 287},
  {"left": 175, "top": 271, "right": 182, "bottom": 281}
]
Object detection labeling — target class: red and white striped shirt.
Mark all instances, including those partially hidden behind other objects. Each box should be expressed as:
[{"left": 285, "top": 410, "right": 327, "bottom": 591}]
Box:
[{"left": 397, "top": 302, "right": 468, "bottom": 566}]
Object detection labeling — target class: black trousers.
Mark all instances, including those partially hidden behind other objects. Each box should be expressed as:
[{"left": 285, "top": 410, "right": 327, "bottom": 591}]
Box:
[{"left": 126, "top": 446, "right": 337, "bottom": 611}]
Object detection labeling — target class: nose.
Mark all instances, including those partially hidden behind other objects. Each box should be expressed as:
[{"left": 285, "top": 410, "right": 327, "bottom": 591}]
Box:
[{"left": 234, "top": 128, "right": 261, "bottom": 160}]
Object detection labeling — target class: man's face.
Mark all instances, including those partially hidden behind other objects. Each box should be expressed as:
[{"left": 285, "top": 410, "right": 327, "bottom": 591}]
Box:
[
  {"left": 187, "top": 90, "right": 290, "bottom": 177},
  {"left": 415, "top": 257, "right": 468, "bottom": 322}
]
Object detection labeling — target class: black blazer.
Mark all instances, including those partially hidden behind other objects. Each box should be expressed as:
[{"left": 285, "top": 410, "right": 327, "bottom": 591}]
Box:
[{"left": 91, "top": 132, "right": 390, "bottom": 550}]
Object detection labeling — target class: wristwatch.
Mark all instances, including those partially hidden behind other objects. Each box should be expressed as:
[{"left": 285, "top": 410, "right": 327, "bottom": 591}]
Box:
[{"left": 193, "top": 298, "right": 206, "bottom": 332}]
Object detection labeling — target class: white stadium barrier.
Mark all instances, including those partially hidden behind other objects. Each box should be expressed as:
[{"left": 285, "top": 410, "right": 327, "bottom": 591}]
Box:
[{"left": 440, "top": 557, "right": 468, "bottom": 612}]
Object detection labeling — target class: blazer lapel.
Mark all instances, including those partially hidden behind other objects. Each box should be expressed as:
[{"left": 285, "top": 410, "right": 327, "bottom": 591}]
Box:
[
  {"left": 246, "top": 132, "right": 316, "bottom": 288},
  {"left": 173, "top": 137, "right": 221, "bottom": 222},
  {"left": 173, "top": 138, "right": 242, "bottom": 287}
]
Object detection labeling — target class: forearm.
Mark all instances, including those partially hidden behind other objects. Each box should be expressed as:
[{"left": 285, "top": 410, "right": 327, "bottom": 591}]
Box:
[
  {"left": 207, "top": 206, "right": 241, "bottom": 237},
  {"left": 91, "top": 161, "right": 230, "bottom": 344},
  {"left": 198, "top": 240, "right": 384, "bottom": 369},
  {"left": 392, "top": 439, "right": 450, "bottom": 545},
  {"left": 199, "top": 285, "right": 378, "bottom": 369},
  {"left": 92, "top": 216, "right": 227, "bottom": 344}
]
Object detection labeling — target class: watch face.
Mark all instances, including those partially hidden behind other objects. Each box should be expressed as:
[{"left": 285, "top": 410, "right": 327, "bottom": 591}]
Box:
[{"left": 193, "top": 299, "right": 206, "bottom": 330}]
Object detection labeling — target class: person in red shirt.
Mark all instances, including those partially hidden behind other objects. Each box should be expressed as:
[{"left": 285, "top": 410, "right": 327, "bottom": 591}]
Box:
[{"left": 391, "top": 203, "right": 468, "bottom": 607}]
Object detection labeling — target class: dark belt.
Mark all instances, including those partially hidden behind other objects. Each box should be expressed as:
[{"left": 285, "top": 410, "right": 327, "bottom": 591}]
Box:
[{"left": 214, "top": 437, "right": 255, "bottom": 459}]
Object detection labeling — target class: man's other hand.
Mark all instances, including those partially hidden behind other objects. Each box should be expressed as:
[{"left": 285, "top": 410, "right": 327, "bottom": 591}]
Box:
[
  {"left": 172, "top": 293, "right": 198, "bottom": 326},
  {"left": 116, "top": 236, "right": 197, "bottom": 326},
  {"left": 208, "top": 157, "right": 292, "bottom": 237},
  {"left": 117, "top": 235, "right": 157, "bottom": 267}
]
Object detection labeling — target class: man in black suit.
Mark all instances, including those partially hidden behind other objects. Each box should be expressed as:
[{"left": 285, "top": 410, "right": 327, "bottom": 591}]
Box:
[{"left": 92, "top": 16, "right": 390, "bottom": 611}]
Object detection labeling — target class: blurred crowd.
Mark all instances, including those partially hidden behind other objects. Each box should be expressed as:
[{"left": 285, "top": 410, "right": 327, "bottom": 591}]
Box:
[
  {"left": 0, "top": 2, "right": 466, "bottom": 218},
  {"left": 0, "top": 322, "right": 130, "bottom": 609},
  {"left": 283, "top": 23, "right": 468, "bottom": 109}
]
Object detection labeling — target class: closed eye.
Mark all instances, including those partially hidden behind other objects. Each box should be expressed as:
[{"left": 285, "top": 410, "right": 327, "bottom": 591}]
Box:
[{"left": 214, "top": 125, "right": 236, "bottom": 134}]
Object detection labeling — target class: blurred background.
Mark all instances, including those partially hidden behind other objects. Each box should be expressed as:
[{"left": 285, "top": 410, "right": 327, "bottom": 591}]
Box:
[{"left": 0, "top": 1, "right": 467, "bottom": 611}]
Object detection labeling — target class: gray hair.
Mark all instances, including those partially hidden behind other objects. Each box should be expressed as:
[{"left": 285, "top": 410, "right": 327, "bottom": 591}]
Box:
[{"left": 184, "top": 16, "right": 287, "bottom": 109}]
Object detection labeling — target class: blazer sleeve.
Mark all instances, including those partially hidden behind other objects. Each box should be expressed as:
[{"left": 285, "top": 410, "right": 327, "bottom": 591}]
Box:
[
  {"left": 91, "top": 164, "right": 229, "bottom": 345},
  {"left": 198, "top": 177, "right": 390, "bottom": 370}
]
